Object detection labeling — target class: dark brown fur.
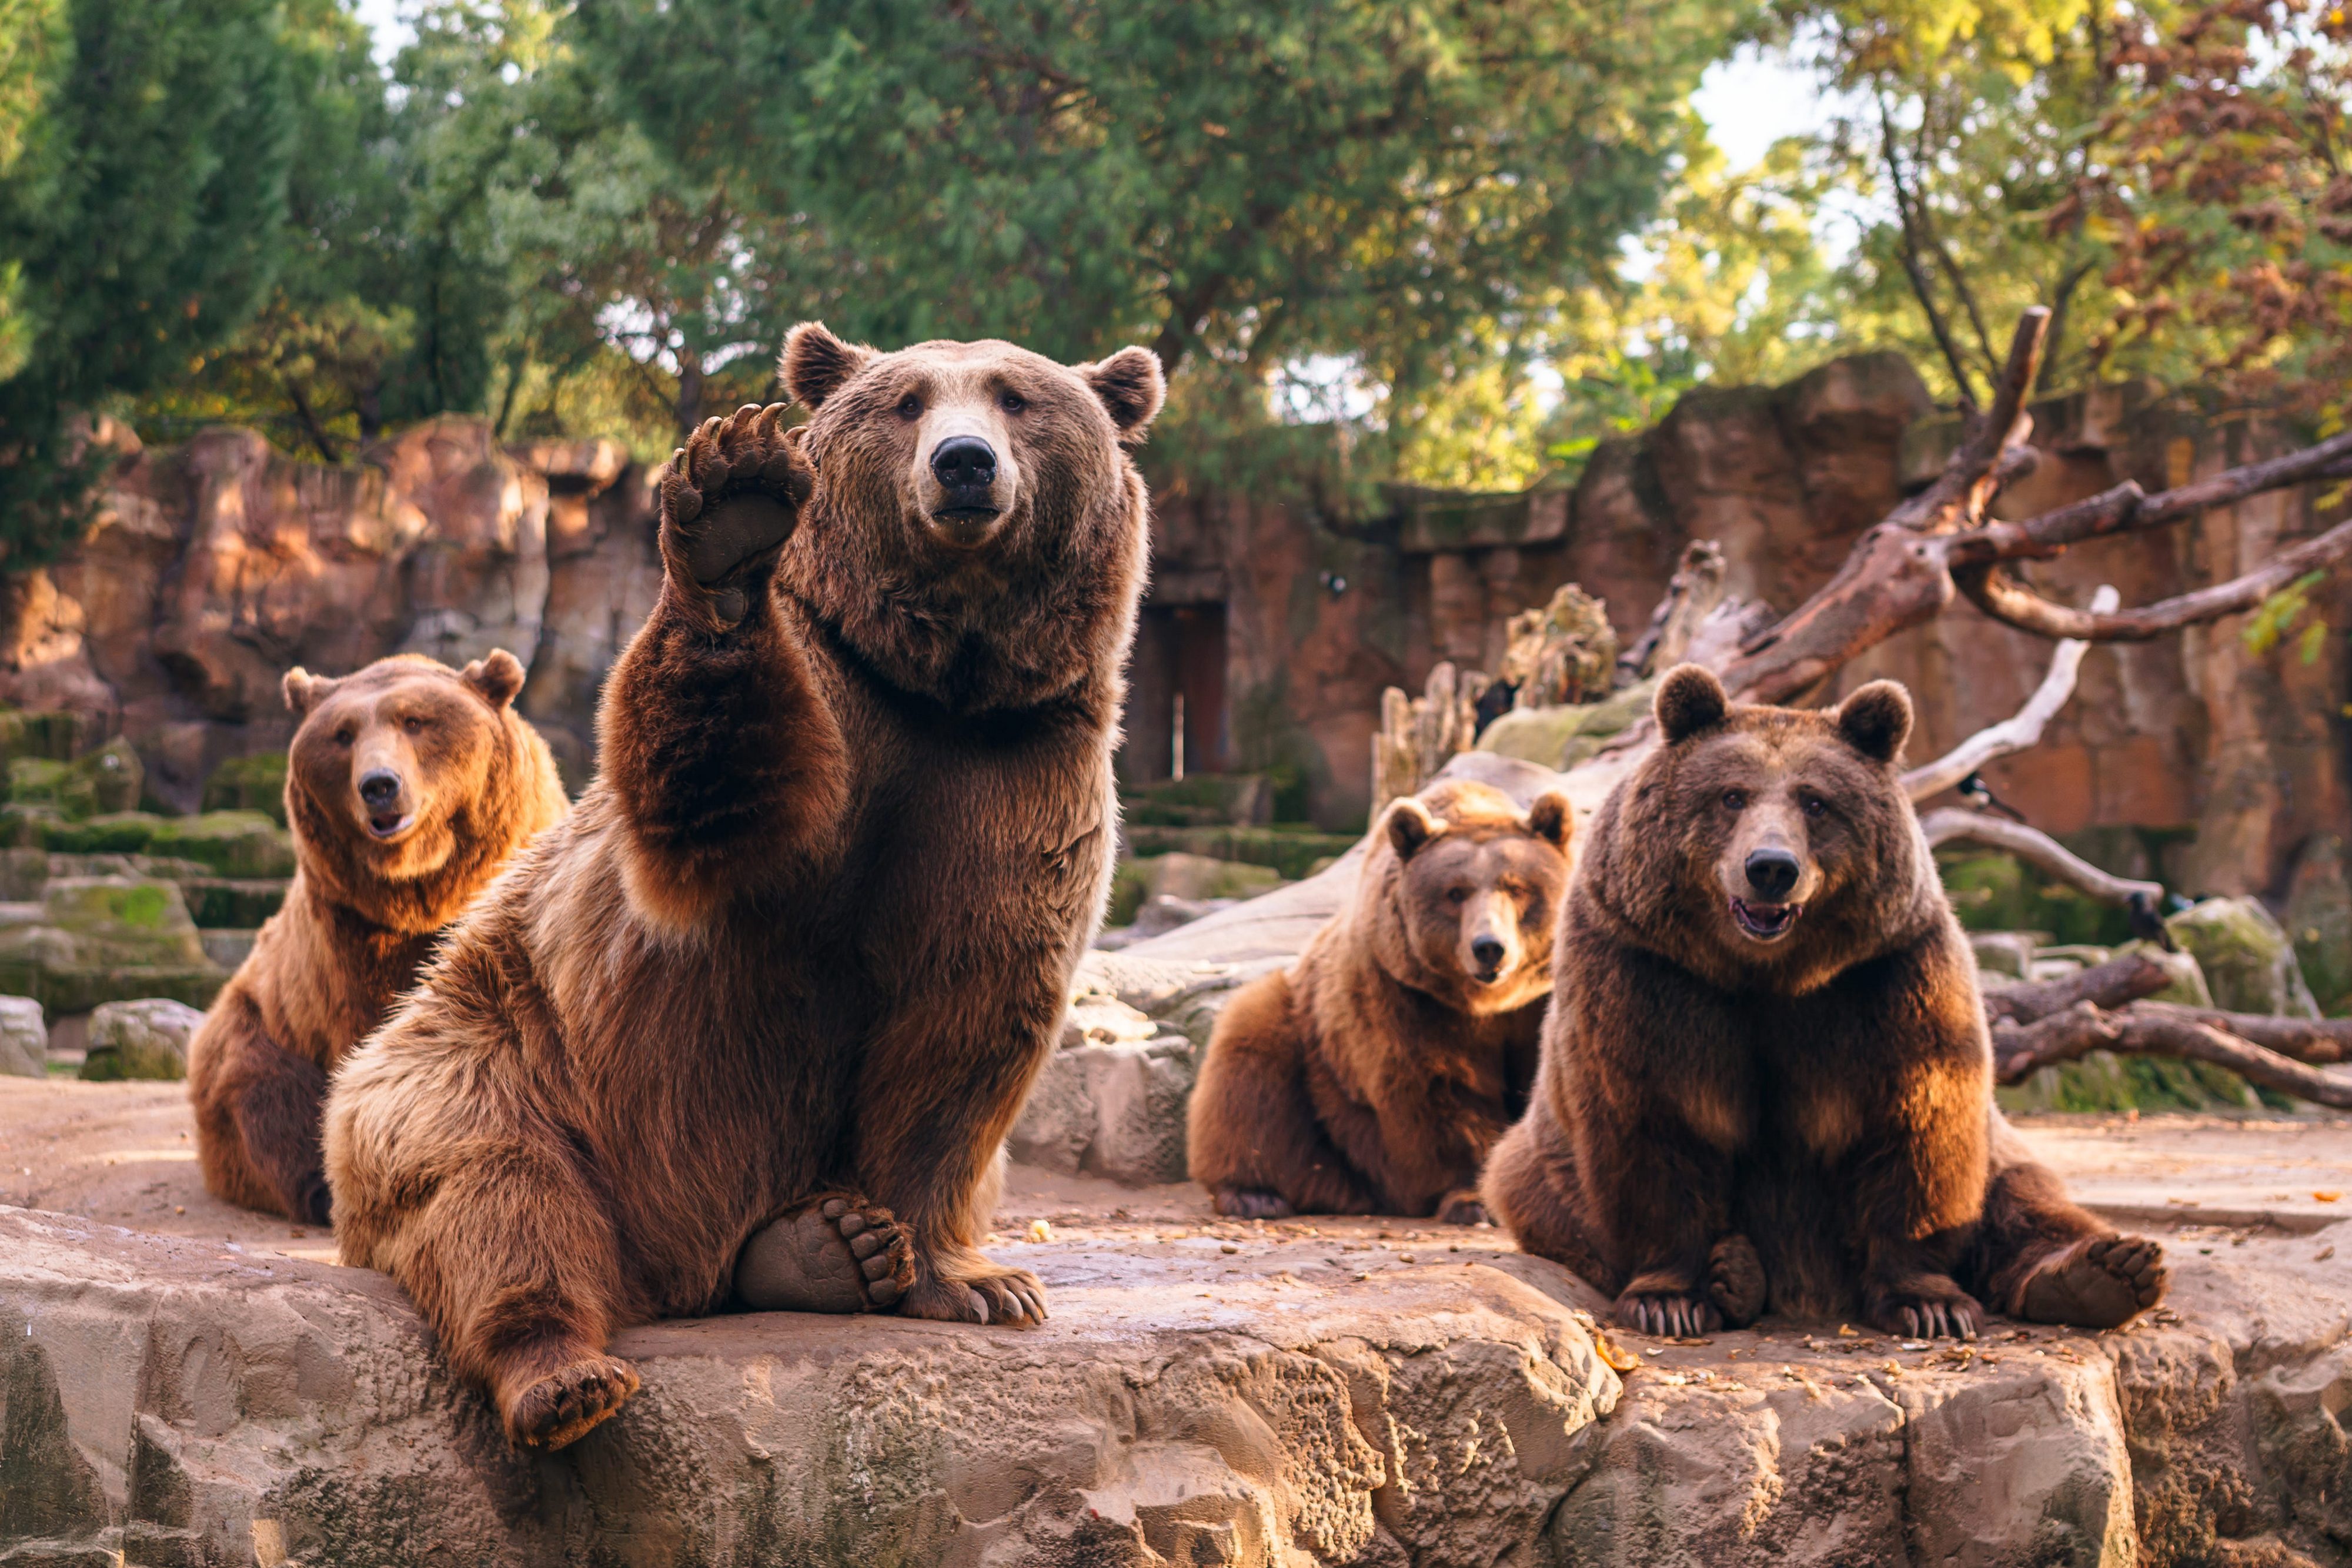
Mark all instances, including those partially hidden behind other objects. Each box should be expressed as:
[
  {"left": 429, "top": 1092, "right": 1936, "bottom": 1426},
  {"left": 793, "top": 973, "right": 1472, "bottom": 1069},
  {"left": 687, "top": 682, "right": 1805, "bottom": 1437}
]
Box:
[
  {"left": 323, "top": 327, "right": 1164, "bottom": 1448},
  {"left": 1187, "top": 780, "right": 1571, "bottom": 1222},
  {"left": 1482, "top": 665, "right": 2167, "bottom": 1338},
  {"left": 187, "top": 653, "right": 567, "bottom": 1223}
]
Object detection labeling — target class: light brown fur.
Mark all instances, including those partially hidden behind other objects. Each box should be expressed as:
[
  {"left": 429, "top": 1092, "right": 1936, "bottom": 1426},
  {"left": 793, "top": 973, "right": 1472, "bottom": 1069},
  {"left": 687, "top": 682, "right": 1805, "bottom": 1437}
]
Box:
[
  {"left": 323, "top": 327, "right": 1164, "bottom": 1449},
  {"left": 1482, "top": 666, "right": 2167, "bottom": 1339},
  {"left": 188, "top": 652, "right": 567, "bottom": 1223},
  {"left": 1187, "top": 780, "right": 1571, "bottom": 1221}
]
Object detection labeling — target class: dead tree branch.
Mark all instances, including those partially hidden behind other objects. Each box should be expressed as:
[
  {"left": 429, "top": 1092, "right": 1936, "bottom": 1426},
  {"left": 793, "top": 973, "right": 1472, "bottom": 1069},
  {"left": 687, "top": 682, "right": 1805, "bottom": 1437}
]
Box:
[
  {"left": 1991, "top": 1001, "right": 2352, "bottom": 1109},
  {"left": 1920, "top": 808, "right": 2165, "bottom": 905},
  {"left": 1901, "top": 586, "right": 2117, "bottom": 800},
  {"left": 1706, "top": 307, "right": 2352, "bottom": 706},
  {"left": 1982, "top": 950, "right": 2175, "bottom": 1024}
]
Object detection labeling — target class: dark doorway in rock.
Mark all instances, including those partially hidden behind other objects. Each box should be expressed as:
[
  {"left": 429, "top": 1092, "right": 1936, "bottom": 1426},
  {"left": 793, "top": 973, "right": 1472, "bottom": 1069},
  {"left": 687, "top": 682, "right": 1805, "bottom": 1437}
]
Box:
[{"left": 1122, "top": 604, "right": 1228, "bottom": 784}]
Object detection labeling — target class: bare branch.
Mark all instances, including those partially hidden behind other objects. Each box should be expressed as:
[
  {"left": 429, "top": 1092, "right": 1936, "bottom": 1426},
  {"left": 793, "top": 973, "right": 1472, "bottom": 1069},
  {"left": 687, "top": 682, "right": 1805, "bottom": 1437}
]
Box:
[
  {"left": 1992, "top": 1002, "right": 2352, "bottom": 1109},
  {"left": 1955, "top": 514, "right": 2352, "bottom": 640},
  {"left": 1901, "top": 586, "right": 2117, "bottom": 800},
  {"left": 1919, "top": 808, "right": 2165, "bottom": 905},
  {"left": 1982, "top": 950, "right": 2174, "bottom": 1024},
  {"left": 1886, "top": 309, "right": 2050, "bottom": 535},
  {"left": 2135, "top": 1002, "right": 2352, "bottom": 1065}
]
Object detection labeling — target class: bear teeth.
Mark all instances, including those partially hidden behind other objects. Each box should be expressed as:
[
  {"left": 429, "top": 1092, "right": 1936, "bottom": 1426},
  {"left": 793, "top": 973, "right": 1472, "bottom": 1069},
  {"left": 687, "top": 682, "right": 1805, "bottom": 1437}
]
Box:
[{"left": 1730, "top": 898, "right": 1800, "bottom": 941}]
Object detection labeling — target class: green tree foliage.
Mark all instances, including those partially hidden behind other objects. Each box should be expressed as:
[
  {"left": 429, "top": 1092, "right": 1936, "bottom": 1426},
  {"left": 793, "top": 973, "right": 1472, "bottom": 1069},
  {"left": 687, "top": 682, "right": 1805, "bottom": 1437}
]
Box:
[
  {"left": 0, "top": 0, "right": 298, "bottom": 561},
  {"left": 580, "top": 0, "right": 1739, "bottom": 403}
]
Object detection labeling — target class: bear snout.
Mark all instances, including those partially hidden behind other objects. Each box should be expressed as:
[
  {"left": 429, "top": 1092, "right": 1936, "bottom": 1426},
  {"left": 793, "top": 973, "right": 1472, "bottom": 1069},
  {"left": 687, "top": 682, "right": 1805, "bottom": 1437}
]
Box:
[
  {"left": 357, "top": 767, "right": 413, "bottom": 838},
  {"left": 918, "top": 429, "right": 1017, "bottom": 547},
  {"left": 1743, "top": 847, "right": 1802, "bottom": 901},
  {"left": 1470, "top": 935, "right": 1507, "bottom": 978}
]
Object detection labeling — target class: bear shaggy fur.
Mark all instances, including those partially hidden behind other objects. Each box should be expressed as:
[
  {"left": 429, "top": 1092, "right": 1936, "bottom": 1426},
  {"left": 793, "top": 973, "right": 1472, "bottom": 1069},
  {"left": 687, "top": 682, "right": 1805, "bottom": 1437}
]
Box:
[
  {"left": 188, "top": 652, "right": 567, "bottom": 1224},
  {"left": 323, "top": 326, "right": 1165, "bottom": 1450},
  {"left": 1187, "top": 778, "right": 1571, "bottom": 1222},
  {"left": 1481, "top": 664, "right": 2167, "bottom": 1339}
]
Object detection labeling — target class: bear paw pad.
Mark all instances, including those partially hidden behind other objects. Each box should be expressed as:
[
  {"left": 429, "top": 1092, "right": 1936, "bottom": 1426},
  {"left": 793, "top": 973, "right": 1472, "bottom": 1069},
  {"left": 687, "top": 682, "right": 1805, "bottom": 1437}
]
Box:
[
  {"left": 734, "top": 1192, "right": 916, "bottom": 1314},
  {"left": 660, "top": 403, "right": 811, "bottom": 594},
  {"left": 2018, "top": 1234, "right": 2166, "bottom": 1329},
  {"left": 507, "top": 1353, "right": 640, "bottom": 1450}
]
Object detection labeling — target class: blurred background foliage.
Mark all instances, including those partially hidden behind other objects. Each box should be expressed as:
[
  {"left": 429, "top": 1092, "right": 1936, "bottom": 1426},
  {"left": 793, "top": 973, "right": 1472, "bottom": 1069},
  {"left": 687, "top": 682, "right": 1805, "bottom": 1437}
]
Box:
[{"left": 0, "top": 0, "right": 2344, "bottom": 555}]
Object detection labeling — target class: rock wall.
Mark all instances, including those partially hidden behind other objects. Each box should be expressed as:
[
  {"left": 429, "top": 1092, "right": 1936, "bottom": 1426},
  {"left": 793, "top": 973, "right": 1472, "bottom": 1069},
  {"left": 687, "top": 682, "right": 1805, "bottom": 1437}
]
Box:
[
  {"left": 0, "top": 420, "right": 656, "bottom": 803},
  {"left": 18, "top": 366, "right": 2350, "bottom": 901},
  {"left": 1144, "top": 360, "right": 2351, "bottom": 900}
]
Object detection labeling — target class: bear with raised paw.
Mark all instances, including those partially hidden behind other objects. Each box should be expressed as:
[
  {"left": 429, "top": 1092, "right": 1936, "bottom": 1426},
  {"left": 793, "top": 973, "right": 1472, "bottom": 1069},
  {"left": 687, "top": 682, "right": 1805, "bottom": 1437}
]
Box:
[
  {"left": 323, "top": 326, "right": 1163, "bottom": 1450},
  {"left": 188, "top": 651, "right": 567, "bottom": 1224},
  {"left": 1186, "top": 778, "right": 1571, "bottom": 1223},
  {"left": 1481, "top": 664, "right": 2166, "bottom": 1339}
]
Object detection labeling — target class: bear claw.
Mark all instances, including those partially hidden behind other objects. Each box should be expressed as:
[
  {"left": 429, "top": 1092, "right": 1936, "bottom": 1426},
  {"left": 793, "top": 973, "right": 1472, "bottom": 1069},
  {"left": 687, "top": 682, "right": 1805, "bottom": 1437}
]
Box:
[
  {"left": 732, "top": 1192, "right": 916, "bottom": 1314},
  {"left": 1615, "top": 1291, "right": 1721, "bottom": 1338},
  {"left": 2017, "top": 1233, "right": 2167, "bottom": 1329},
  {"left": 506, "top": 1353, "right": 640, "bottom": 1450},
  {"left": 659, "top": 402, "right": 811, "bottom": 606},
  {"left": 1870, "top": 1283, "right": 1982, "bottom": 1340}
]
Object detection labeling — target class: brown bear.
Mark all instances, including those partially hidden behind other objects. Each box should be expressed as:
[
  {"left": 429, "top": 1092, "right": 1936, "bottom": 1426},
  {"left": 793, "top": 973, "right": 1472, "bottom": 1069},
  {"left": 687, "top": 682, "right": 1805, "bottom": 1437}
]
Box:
[
  {"left": 1185, "top": 778, "right": 1571, "bottom": 1222},
  {"left": 323, "top": 326, "right": 1165, "bottom": 1450},
  {"left": 1481, "top": 664, "right": 2167, "bottom": 1339},
  {"left": 187, "top": 652, "right": 568, "bottom": 1223}
]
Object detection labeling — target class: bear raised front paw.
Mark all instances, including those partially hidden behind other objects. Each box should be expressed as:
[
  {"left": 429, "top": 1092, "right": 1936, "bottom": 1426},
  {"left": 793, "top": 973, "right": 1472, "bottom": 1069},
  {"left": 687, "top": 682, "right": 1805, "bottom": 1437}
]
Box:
[{"left": 659, "top": 402, "right": 813, "bottom": 622}]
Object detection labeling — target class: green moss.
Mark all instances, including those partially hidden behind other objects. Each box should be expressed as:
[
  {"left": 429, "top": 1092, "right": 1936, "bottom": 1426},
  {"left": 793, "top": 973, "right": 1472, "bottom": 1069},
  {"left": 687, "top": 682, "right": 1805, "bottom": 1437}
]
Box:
[
  {"left": 1936, "top": 850, "right": 2139, "bottom": 948},
  {"left": 145, "top": 811, "right": 298, "bottom": 879},
  {"left": 1122, "top": 824, "right": 1358, "bottom": 881},
  {"left": 1998, "top": 1051, "right": 2260, "bottom": 1114},
  {"left": 42, "top": 812, "right": 165, "bottom": 855},
  {"left": 199, "top": 751, "right": 289, "bottom": 825}
]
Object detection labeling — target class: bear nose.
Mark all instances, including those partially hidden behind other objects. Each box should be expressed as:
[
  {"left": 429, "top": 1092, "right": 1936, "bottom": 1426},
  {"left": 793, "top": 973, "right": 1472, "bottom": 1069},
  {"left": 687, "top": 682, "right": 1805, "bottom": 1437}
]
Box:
[
  {"left": 358, "top": 770, "right": 402, "bottom": 808},
  {"left": 930, "top": 436, "right": 997, "bottom": 491},
  {"left": 1471, "top": 937, "right": 1506, "bottom": 972},
  {"left": 1745, "top": 848, "right": 1800, "bottom": 901}
]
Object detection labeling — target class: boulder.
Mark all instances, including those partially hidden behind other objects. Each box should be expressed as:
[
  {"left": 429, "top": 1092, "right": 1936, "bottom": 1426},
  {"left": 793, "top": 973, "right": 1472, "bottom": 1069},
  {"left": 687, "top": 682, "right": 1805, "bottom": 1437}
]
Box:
[
  {"left": 1967, "top": 931, "right": 2039, "bottom": 979},
  {"left": 0, "top": 877, "right": 225, "bottom": 1015},
  {"left": 199, "top": 929, "right": 258, "bottom": 969},
  {"left": 2166, "top": 897, "right": 2320, "bottom": 1018},
  {"left": 1008, "top": 989, "right": 1200, "bottom": 1183},
  {"left": 2284, "top": 834, "right": 2352, "bottom": 1014},
  {"left": 78, "top": 998, "right": 205, "bottom": 1081},
  {"left": 0, "top": 994, "right": 43, "bottom": 1076},
  {"left": 176, "top": 877, "right": 288, "bottom": 930}
]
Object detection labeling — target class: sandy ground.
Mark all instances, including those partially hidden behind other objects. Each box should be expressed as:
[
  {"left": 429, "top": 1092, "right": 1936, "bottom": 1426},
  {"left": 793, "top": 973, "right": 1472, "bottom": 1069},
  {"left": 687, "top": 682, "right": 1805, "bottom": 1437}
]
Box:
[{"left": 7, "top": 1076, "right": 2352, "bottom": 1275}]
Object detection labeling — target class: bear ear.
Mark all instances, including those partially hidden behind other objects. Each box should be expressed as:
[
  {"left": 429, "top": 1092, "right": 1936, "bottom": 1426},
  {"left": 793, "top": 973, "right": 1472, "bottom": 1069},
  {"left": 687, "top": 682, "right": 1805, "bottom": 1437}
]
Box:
[
  {"left": 460, "top": 648, "right": 526, "bottom": 710},
  {"left": 1081, "top": 346, "right": 1165, "bottom": 442},
  {"left": 780, "top": 322, "right": 876, "bottom": 412},
  {"left": 1525, "top": 790, "right": 1573, "bottom": 851},
  {"left": 1385, "top": 796, "right": 1443, "bottom": 861},
  {"left": 1654, "top": 663, "right": 1729, "bottom": 744},
  {"left": 1835, "top": 679, "right": 1913, "bottom": 764},
  {"left": 283, "top": 667, "right": 335, "bottom": 717}
]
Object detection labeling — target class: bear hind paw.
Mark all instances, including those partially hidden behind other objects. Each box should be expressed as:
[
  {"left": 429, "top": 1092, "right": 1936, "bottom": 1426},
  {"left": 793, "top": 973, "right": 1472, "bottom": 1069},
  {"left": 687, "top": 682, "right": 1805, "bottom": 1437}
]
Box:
[
  {"left": 1708, "top": 1233, "right": 1766, "bottom": 1326},
  {"left": 2017, "top": 1233, "right": 2167, "bottom": 1329},
  {"left": 1214, "top": 1185, "right": 1295, "bottom": 1220},
  {"left": 733, "top": 1191, "right": 916, "bottom": 1315}
]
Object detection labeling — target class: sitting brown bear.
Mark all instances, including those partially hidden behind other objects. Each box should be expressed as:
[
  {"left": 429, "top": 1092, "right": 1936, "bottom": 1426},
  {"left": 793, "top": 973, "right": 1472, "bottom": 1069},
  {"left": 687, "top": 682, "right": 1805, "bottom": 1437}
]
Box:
[
  {"left": 1482, "top": 664, "right": 2166, "bottom": 1338},
  {"left": 325, "top": 326, "right": 1165, "bottom": 1450},
  {"left": 187, "top": 652, "right": 567, "bottom": 1223},
  {"left": 1187, "top": 778, "right": 1572, "bottom": 1223}
]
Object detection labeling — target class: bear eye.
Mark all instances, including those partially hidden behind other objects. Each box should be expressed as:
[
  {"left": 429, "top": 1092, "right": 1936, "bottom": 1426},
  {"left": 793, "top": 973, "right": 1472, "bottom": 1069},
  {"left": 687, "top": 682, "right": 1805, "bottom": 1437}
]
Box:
[
  {"left": 896, "top": 393, "right": 923, "bottom": 422},
  {"left": 998, "top": 390, "right": 1026, "bottom": 414},
  {"left": 333, "top": 729, "right": 354, "bottom": 747},
  {"left": 1800, "top": 794, "right": 1828, "bottom": 819},
  {"left": 402, "top": 716, "right": 428, "bottom": 734},
  {"left": 1722, "top": 789, "right": 1748, "bottom": 811},
  {"left": 1445, "top": 887, "right": 1469, "bottom": 906}
]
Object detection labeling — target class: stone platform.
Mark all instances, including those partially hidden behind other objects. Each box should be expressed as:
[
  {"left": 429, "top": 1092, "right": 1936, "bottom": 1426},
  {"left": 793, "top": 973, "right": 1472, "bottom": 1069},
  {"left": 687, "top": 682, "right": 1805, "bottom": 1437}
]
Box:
[{"left": 8, "top": 1079, "right": 2352, "bottom": 1564}]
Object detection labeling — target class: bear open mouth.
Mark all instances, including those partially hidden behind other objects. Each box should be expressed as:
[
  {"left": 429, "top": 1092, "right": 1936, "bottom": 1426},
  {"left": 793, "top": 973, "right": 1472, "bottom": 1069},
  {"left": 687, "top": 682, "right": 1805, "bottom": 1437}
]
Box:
[
  {"left": 1730, "top": 898, "right": 1802, "bottom": 942},
  {"left": 927, "top": 504, "right": 1004, "bottom": 546},
  {"left": 367, "top": 811, "right": 415, "bottom": 841}
]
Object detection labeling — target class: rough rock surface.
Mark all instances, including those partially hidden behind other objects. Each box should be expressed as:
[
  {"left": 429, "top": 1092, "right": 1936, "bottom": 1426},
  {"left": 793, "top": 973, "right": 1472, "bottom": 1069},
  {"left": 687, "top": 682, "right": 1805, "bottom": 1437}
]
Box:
[
  {"left": 0, "top": 877, "right": 224, "bottom": 1017},
  {"left": 1010, "top": 992, "right": 1201, "bottom": 1183},
  {"left": 2168, "top": 897, "right": 2322, "bottom": 1018},
  {"left": 0, "top": 993, "right": 42, "bottom": 1076},
  {"left": 9, "top": 1198, "right": 2352, "bottom": 1565},
  {"left": 77, "top": 998, "right": 205, "bottom": 1082}
]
